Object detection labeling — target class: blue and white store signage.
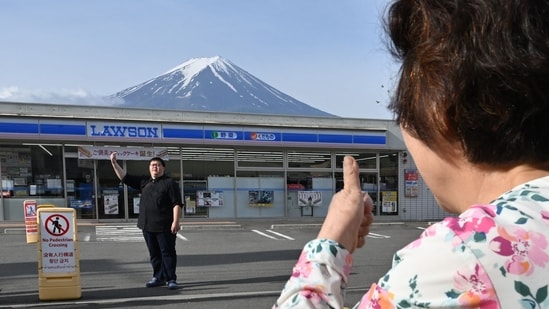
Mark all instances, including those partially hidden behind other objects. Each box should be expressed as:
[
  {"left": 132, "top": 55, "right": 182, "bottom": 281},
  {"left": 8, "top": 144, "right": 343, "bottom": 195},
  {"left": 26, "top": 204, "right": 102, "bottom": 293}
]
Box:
[{"left": 0, "top": 118, "right": 387, "bottom": 148}]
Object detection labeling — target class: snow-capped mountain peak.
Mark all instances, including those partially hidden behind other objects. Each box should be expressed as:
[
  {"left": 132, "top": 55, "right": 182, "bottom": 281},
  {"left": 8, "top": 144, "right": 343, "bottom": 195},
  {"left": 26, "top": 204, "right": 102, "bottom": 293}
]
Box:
[
  {"left": 162, "top": 56, "right": 223, "bottom": 89},
  {"left": 111, "top": 56, "right": 335, "bottom": 117},
  {"left": 164, "top": 56, "right": 221, "bottom": 75}
]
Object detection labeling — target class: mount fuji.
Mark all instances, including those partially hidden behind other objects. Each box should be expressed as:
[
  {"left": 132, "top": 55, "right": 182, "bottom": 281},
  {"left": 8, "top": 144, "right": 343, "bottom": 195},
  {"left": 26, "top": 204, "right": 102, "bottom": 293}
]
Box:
[{"left": 110, "top": 56, "right": 336, "bottom": 117}]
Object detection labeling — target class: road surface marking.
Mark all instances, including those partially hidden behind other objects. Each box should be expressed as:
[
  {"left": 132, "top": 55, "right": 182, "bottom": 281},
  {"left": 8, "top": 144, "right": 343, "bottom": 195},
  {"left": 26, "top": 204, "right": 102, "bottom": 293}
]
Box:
[
  {"left": 265, "top": 229, "right": 294, "bottom": 240},
  {"left": 251, "top": 229, "right": 278, "bottom": 239},
  {"left": 177, "top": 233, "right": 188, "bottom": 241},
  {"left": 367, "top": 232, "right": 391, "bottom": 239},
  {"left": 96, "top": 226, "right": 143, "bottom": 242}
]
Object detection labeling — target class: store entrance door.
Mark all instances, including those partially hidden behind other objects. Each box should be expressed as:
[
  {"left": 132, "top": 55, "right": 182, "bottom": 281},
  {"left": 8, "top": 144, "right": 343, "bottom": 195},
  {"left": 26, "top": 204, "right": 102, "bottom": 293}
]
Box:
[
  {"left": 335, "top": 171, "right": 379, "bottom": 215},
  {"left": 65, "top": 158, "right": 96, "bottom": 220},
  {"left": 97, "top": 160, "right": 126, "bottom": 220}
]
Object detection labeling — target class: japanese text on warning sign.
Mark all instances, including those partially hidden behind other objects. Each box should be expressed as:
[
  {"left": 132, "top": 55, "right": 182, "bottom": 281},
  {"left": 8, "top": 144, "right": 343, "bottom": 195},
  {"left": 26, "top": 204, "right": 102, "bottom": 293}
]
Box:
[{"left": 40, "top": 212, "right": 76, "bottom": 273}]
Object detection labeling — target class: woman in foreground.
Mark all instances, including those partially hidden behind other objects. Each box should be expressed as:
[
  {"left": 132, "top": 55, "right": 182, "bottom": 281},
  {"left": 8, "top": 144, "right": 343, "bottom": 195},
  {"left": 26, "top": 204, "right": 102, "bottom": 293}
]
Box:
[{"left": 273, "top": 0, "right": 549, "bottom": 308}]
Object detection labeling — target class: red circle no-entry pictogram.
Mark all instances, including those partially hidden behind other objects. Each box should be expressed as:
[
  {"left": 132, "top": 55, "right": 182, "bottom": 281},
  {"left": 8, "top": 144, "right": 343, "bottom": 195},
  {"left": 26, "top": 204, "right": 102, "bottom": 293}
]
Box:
[{"left": 44, "top": 214, "right": 69, "bottom": 237}]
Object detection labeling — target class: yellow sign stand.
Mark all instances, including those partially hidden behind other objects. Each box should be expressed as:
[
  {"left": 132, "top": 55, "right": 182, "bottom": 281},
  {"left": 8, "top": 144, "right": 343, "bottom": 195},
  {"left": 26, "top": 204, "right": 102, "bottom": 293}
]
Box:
[
  {"left": 24, "top": 200, "right": 38, "bottom": 243},
  {"left": 37, "top": 206, "right": 81, "bottom": 301},
  {"left": 24, "top": 202, "right": 55, "bottom": 244}
]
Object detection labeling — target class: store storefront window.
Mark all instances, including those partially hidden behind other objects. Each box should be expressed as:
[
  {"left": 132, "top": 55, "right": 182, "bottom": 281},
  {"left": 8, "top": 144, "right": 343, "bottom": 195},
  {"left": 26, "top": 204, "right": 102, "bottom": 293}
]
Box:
[
  {"left": 181, "top": 147, "right": 235, "bottom": 217},
  {"left": 1, "top": 144, "right": 64, "bottom": 220},
  {"left": 334, "top": 169, "right": 380, "bottom": 215},
  {"left": 287, "top": 151, "right": 331, "bottom": 168},
  {"left": 235, "top": 170, "right": 285, "bottom": 217},
  {"left": 335, "top": 152, "right": 378, "bottom": 169},
  {"left": 379, "top": 152, "right": 399, "bottom": 215},
  {"left": 65, "top": 156, "right": 96, "bottom": 219},
  {"left": 287, "top": 171, "right": 332, "bottom": 218},
  {"left": 237, "top": 150, "right": 283, "bottom": 168},
  {"left": 286, "top": 151, "right": 333, "bottom": 217},
  {"left": 0, "top": 144, "right": 63, "bottom": 196},
  {"left": 336, "top": 152, "right": 398, "bottom": 216},
  {"left": 234, "top": 150, "right": 283, "bottom": 217},
  {"left": 97, "top": 159, "right": 127, "bottom": 220}
]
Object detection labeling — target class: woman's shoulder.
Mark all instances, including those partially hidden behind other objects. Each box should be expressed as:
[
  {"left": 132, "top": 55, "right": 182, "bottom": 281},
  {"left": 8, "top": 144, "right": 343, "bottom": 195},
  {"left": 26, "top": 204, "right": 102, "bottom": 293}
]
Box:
[{"left": 445, "top": 177, "right": 549, "bottom": 235}]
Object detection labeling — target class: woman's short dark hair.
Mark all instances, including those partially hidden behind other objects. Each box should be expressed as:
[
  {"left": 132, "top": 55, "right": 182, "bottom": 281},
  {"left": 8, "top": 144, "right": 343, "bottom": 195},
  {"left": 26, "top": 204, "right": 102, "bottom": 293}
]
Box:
[{"left": 385, "top": 0, "right": 549, "bottom": 165}]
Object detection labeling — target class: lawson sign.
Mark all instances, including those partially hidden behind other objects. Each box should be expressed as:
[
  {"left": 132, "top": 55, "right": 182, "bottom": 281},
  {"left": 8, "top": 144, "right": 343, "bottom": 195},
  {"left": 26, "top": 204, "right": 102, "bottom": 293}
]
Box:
[{"left": 88, "top": 123, "right": 161, "bottom": 139}]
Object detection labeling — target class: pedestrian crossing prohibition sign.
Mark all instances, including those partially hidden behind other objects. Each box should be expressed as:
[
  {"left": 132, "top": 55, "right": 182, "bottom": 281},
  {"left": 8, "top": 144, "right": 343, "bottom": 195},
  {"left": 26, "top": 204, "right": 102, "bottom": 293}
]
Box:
[{"left": 44, "top": 214, "right": 69, "bottom": 237}]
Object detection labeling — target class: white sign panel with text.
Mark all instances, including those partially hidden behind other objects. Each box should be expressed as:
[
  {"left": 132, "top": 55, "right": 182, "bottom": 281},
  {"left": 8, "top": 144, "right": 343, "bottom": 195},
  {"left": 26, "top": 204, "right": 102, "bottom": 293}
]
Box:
[{"left": 39, "top": 211, "right": 76, "bottom": 273}]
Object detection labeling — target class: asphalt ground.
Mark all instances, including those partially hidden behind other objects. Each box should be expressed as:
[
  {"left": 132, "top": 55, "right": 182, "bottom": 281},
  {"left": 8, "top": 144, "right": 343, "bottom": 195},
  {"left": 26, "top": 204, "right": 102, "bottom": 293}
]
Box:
[{"left": 0, "top": 218, "right": 427, "bottom": 309}]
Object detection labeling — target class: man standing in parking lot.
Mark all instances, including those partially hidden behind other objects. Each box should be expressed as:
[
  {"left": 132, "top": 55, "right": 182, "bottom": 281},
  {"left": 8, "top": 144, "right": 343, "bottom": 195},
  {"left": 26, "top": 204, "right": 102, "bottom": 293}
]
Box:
[{"left": 109, "top": 152, "right": 183, "bottom": 290}]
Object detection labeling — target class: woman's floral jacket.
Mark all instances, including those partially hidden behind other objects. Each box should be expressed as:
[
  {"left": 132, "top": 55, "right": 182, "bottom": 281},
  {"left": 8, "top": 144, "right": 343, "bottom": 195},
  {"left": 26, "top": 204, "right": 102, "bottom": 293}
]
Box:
[{"left": 273, "top": 177, "right": 549, "bottom": 308}]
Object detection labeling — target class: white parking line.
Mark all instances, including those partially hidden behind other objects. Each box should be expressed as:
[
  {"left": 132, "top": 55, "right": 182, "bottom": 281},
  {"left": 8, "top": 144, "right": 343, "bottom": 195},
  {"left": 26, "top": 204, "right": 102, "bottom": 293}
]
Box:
[
  {"left": 265, "top": 230, "right": 294, "bottom": 240},
  {"left": 177, "top": 233, "right": 188, "bottom": 241},
  {"left": 367, "top": 232, "right": 391, "bottom": 239},
  {"left": 251, "top": 229, "right": 278, "bottom": 240}
]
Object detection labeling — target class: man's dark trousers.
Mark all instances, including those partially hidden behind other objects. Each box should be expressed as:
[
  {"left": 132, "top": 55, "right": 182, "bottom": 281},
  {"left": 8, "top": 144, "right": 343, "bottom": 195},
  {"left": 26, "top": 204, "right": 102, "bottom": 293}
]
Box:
[{"left": 143, "top": 230, "right": 178, "bottom": 282}]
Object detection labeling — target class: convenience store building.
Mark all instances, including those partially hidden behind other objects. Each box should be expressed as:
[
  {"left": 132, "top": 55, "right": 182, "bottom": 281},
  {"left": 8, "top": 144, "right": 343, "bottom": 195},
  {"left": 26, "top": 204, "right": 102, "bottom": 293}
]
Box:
[{"left": 0, "top": 101, "right": 448, "bottom": 223}]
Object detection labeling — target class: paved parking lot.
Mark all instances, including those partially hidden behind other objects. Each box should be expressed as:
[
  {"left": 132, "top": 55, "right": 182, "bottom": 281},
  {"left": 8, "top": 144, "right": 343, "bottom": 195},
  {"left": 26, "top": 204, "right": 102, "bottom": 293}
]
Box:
[{"left": 0, "top": 220, "right": 427, "bottom": 308}]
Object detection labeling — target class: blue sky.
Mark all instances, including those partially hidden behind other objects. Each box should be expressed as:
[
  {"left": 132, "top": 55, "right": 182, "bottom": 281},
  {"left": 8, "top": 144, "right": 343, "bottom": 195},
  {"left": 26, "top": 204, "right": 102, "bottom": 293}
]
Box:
[{"left": 0, "top": 0, "right": 399, "bottom": 119}]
